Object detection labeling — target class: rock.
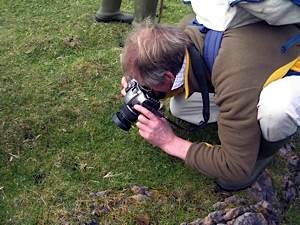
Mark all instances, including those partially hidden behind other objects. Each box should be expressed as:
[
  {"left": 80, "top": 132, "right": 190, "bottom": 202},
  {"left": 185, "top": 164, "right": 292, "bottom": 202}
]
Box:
[
  {"left": 84, "top": 219, "right": 100, "bottom": 225},
  {"left": 130, "top": 194, "right": 149, "bottom": 202},
  {"left": 180, "top": 139, "right": 300, "bottom": 225},
  {"left": 248, "top": 172, "right": 278, "bottom": 205},
  {"left": 223, "top": 206, "right": 253, "bottom": 221},
  {"left": 233, "top": 212, "right": 267, "bottom": 225},
  {"left": 212, "top": 202, "right": 227, "bottom": 210},
  {"left": 282, "top": 177, "right": 298, "bottom": 205},
  {"left": 254, "top": 200, "right": 274, "bottom": 212},
  {"left": 224, "top": 195, "right": 247, "bottom": 205},
  {"left": 288, "top": 155, "right": 300, "bottom": 170},
  {"left": 227, "top": 220, "right": 235, "bottom": 225},
  {"left": 129, "top": 186, "right": 152, "bottom": 204},
  {"left": 278, "top": 143, "right": 295, "bottom": 159},
  {"left": 254, "top": 201, "right": 280, "bottom": 225},
  {"left": 204, "top": 210, "right": 226, "bottom": 224},
  {"left": 131, "top": 185, "right": 151, "bottom": 197},
  {"left": 202, "top": 217, "right": 213, "bottom": 225},
  {"left": 95, "top": 191, "right": 109, "bottom": 197},
  {"left": 89, "top": 190, "right": 109, "bottom": 197},
  {"left": 294, "top": 172, "right": 300, "bottom": 185},
  {"left": 91, "top": 203, "right": 111, "bottom": 217}
]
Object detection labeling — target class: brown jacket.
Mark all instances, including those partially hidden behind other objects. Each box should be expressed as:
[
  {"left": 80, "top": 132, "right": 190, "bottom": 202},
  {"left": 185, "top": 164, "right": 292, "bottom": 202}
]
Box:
[{"left": 183, "top": 22, "right": 300, "bottom": 181}]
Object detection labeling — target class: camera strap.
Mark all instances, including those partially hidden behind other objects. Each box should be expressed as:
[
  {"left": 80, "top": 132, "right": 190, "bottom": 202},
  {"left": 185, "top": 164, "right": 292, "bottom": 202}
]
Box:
[{"left": 187, "top": 45, "right": 213, "bottom": 127}]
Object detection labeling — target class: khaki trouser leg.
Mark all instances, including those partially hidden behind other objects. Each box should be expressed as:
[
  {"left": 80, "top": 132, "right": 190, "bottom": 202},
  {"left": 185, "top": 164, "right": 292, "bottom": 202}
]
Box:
[
  {"left": 169, "top": 92, "right": 219, "bottom": 125},
  {"left": 257, "top": 75, "right": 300, "bottom": 158}
]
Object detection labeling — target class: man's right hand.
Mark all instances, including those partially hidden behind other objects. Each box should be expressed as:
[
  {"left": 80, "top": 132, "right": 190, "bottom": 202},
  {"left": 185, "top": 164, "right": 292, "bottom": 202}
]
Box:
[{"left": 121, "top": 76, "right": 128, "bottom": 96}]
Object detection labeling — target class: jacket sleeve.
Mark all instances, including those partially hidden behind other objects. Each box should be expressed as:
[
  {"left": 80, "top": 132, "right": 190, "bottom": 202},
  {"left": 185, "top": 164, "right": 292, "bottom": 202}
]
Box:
[{"left": 185, "top": 87, "right": 261, "bottom": 182}]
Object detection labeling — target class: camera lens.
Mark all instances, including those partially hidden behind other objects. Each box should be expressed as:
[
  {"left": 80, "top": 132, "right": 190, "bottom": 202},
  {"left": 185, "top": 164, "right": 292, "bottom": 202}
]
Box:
[{"left": 112, "top": 105, "right": 138, "bottom": 131}]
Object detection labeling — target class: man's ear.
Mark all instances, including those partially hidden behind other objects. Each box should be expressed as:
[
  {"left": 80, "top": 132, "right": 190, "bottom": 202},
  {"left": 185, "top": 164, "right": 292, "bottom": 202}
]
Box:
[{"left": 164, "top": 71, "right": 176, "bottom": 84}]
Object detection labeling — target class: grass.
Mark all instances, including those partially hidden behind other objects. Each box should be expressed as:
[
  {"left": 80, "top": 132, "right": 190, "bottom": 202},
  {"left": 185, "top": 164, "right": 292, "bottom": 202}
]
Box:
[{"left": 0, "top": 0, "right": 299, "bottom": 224}]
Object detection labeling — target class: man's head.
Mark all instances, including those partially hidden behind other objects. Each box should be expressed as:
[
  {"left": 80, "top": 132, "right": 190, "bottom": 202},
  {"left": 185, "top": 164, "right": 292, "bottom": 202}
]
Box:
[{"left": 122, "top": 23, "right": 192, "bottom": 94}]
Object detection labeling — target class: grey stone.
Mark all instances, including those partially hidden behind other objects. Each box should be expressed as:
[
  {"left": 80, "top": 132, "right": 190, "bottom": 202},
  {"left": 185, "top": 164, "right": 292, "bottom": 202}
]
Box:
[
  {"left": 131, "top": 185, "right": 151, "bottom": 197},
  {"left": 224, "top": 195, "right": 247, "bottom": 205},
  {"left": 288, "top": 155, "right": 300, "bottom": 168},
  {"left": 130, "top": 194, "right": 149, "bottom": 202},
  {"left": 212, "top": 202, "right": 227, "bottom": 210},
  {"left": 206, "top": 210, "right": 226, "bottom": 224},
  {"left": 278, "top": 143, "right": 295, "bottom": 159},
  {"left": 233, "top": 212, "right": 267, "bottom": 225},
  {"left": 85, "top": 219, "right": 100, "bottom": 225},
  {"left": 294, "top": 172, "right": 300, "bottom": 185},
  {"left": 89, "top": 190, "right": 109, "bottom": 197},
  {"left": 282, "top": 177, "right": 298, "bottom": 205},
  {"left": 248, "top": 172, "right": 278, "bottom": 205},
  {"left": 223, "top": 207, "right": 253, "bottom": 221},
  {"left": 180, "top": 140, "right": 299, "bottom": 225},
  {"left": 254, "top": 201, "right": 280, "bottom": 225},
  {"left": 95, "top": 191, "right": 109, "bottom": 197}
]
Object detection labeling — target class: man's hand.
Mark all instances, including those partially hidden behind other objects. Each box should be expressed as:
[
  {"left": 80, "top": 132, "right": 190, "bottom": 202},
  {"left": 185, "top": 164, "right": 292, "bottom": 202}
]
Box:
[
  {"left": 121, "top": 76, "right": 128, "bottom": 96},
  {"left": 134, "top": 104, "right": 192, "bottom": 160},
  {"left": 134, "top": 104, "right": 175, "bottom": 148}
]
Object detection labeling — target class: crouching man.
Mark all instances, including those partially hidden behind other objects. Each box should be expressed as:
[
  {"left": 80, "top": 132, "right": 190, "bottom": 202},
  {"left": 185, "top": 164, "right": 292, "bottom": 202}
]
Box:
[{"left": 120, "top": 21, "right": 300, "bottom": 191}]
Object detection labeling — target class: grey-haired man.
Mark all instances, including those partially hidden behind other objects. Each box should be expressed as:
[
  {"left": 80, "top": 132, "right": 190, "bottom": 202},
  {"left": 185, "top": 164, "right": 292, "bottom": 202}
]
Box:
[{"left": 119, "top": 22, "right": 300, "bottom": 191}]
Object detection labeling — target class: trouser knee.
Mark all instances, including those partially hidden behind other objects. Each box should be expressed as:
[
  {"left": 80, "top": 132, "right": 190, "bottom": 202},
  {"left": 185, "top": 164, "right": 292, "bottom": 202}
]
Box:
[
  {"left": 258, "top": 76, "right": 300, "bottom": 142},
  {"left": 258, "top": 103, "right": 297, "bottom": 142}
]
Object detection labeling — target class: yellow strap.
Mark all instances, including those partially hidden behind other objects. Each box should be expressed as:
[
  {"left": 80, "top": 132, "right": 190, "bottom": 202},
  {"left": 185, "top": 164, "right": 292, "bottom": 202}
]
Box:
[
  {"left": 292, "top": 58, "right": 300, "bottom": 72},
  {"left": 204, "top": 142, "right": 213, "bottom": 148},
  {"left": 184, "top": 49, "right": 190, "bottom": 99},
  {"left": 264, "top": 56, "right": 300, "bottom": 88}
]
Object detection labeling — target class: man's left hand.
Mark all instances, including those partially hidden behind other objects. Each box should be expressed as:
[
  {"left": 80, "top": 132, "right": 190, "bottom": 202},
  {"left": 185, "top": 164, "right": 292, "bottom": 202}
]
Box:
[
  {"left": 133, "top": 104, "right": 192, "bottom": 160},
  {"left": 134, "top": 104, "right": 175, "bottom": 149}
]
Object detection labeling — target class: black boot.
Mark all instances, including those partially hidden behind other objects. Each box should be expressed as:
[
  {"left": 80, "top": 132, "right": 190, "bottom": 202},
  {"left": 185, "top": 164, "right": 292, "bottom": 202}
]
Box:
[
  {"left": 216, "top": 155, "right": 274, "bottom": 191},
  {"left": 216, "top": 136, "right": 292, "bottom": 191},
  {"left": 95, "top": 0, "right": 133, "bottom": 24},
  {"left": 133, "top": 0, "right": 158, "bottom": 24}
]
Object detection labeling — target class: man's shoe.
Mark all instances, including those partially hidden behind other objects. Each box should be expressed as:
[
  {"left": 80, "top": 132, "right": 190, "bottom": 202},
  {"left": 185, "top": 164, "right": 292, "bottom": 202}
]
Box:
[
  {"left": 216, "top": 155, "right": 274, "bottom": 191},
  {"left": 182, "top": 0, "right": 191, "bottom": 4},
  {"left": 95, "top": 12, "right": 133, "bottom": 24}
]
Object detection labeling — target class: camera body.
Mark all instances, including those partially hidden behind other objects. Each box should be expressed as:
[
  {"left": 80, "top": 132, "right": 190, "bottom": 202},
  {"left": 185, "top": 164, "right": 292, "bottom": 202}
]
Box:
[{"left": 113, "top": 79, "right": 161, "bottom": 131}]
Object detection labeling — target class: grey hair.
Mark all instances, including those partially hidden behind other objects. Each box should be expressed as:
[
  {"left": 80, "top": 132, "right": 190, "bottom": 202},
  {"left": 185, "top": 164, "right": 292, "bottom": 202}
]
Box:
[{"left": 121, "top": 23, "right": 192, "bottom": 86}]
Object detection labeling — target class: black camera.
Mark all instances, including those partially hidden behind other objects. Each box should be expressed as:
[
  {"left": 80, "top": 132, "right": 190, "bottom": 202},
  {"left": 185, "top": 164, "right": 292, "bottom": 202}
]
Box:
[{"left": 113, "top": 79, "right": 161, "bottom": 131}]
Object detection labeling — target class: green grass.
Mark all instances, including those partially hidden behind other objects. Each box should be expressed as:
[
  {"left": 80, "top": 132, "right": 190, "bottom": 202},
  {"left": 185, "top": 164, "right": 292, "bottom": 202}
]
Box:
[{"left": 0, "top": 0, "right": 299, "bottom": 224}]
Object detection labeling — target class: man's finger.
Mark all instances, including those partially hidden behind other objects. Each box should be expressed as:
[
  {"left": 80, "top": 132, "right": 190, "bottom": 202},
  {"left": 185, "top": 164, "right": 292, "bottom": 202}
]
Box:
[
  {"left": 136, "top": 122, "right": 151, "bottom": 133},
  {"left": 134, "top": 105, "right": 156, "bottom": 120},
  {"left": 121, "top": 76, "right": 128, "bottom": 96},
  {"left": 137, "top": 114, "right": 150, "bottom": 125},
  {"left": 121, "top": 76, "right": 128, "bottom": 88},
  {"left": 121, "top": 89, "right": 126, "bottom": 96},
  {"left": 138, "top": 129, "right": 148, "bottom": 140}
]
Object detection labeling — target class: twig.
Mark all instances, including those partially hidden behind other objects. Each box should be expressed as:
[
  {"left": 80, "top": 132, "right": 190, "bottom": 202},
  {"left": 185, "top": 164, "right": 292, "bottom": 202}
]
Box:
[
  {"left": 158, "top": 0, "right": 164, "bottom": 23},
  {"left": 103, "top": 171, "right": 123, "bottom": 178},
  {"left": 0, "top": 187, "right": 6, "bottom": 199},
  {"left": 8, "top": 153, "right": 19, "bottom": 162}
]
